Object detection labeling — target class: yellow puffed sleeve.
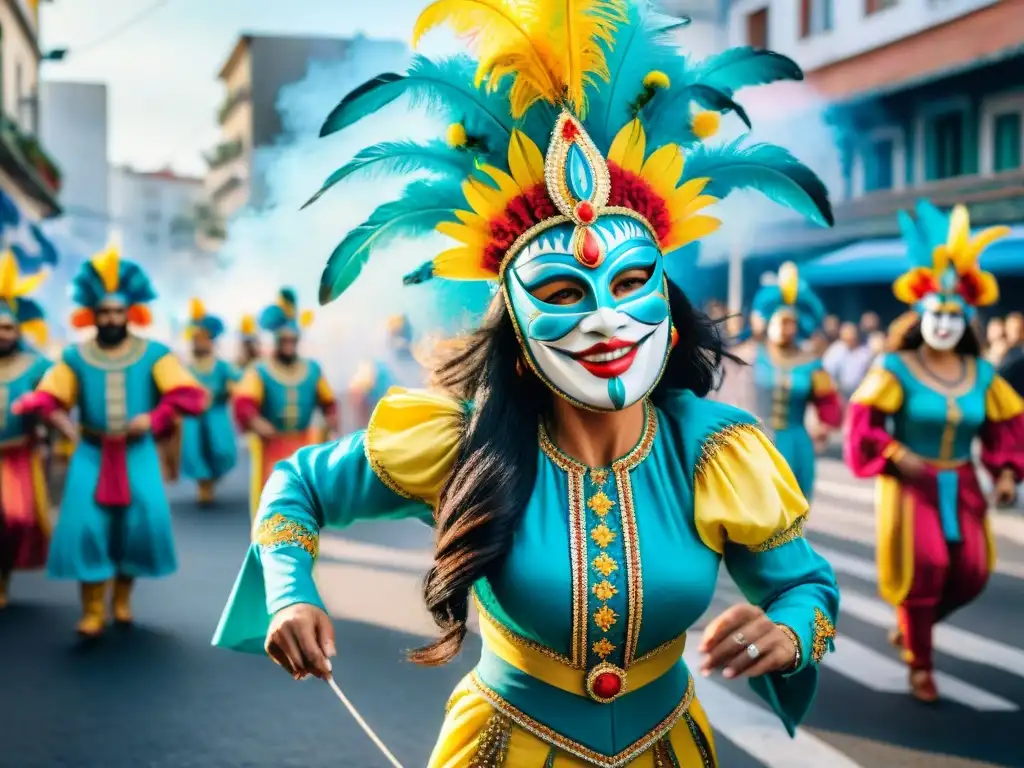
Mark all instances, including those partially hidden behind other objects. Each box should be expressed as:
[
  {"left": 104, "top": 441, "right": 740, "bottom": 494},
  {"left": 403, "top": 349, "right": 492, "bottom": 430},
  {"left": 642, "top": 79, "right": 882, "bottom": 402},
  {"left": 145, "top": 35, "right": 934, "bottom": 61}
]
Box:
[
  {"left": 316, "top": 374, "right": 335, "bottom": 405},
  {"left": 694, "top": 423, "right": 809, "bottom": 554},
  {"left": 37, "top": 361, "right": 78, "bottom": 408},
  {"left": 152, "top": 353, "right": 202, "bottom": 394},
  {"left": 365, "top": 387, "right": 464, "bottom": 508},
  {"left": 232, "top": 364, "right": 264, "bottom": 404},
  {"left": 811, "top": 368, "right": 836, "bottom": 397},
  {"left": 985, "top": 374, "right": 1024, "bottom": 422},
  {"left": 850, "top": 365, "right": 903, "bottom": 413}
]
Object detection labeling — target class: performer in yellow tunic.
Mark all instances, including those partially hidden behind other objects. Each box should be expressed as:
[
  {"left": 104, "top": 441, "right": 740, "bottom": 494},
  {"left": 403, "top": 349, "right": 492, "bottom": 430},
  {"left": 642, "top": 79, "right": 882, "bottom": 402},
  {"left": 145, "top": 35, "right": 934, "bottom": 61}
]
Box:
[{"left": 214, "top": 2, "right": 842, "bottom": 764}]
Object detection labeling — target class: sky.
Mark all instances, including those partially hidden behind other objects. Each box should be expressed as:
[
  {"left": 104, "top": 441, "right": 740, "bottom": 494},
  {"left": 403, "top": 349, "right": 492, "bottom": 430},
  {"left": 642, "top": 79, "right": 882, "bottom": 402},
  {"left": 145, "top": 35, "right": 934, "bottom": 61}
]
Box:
[{"left": 39, "top": 0, "right": 426, "bottom": 176}]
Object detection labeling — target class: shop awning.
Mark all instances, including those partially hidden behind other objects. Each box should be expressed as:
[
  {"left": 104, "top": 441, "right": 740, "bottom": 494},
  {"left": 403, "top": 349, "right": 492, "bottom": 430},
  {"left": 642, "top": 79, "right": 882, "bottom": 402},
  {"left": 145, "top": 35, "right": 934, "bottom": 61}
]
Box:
[
  {"left": 0, "top": 187, "right": 60, "bottom": 273},
  {"left": 801, "top": 226, "right": 1024, "bottom": 287}
]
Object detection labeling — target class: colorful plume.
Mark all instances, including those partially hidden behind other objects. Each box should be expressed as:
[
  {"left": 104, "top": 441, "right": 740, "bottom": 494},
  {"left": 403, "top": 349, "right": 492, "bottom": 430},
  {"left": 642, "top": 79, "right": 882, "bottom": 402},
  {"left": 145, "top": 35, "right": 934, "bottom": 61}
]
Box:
[{"left": 0, "top": 251, "right": 49, "bottom": 346}]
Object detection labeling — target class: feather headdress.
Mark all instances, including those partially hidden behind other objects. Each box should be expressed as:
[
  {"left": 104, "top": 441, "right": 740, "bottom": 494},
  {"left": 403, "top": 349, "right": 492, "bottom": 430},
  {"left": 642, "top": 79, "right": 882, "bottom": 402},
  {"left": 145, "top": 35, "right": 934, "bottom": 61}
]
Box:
[
  {"left": 0, "top": 251, "right": 48, "bottom": 346},
  {"left": 893, "top": 200, "right": 1006, "bottom": 315},
  {"left": 259, "top": 288, "right": 314, "bottom": 335},
  {"left": 751, "top": 261, "right": 825, "bottom": 340},
  {"left": 185, "top": 297, "right": 226, "bottom": 340},
  {"left": 310, "top": 0, "right": 833, "bottom": 304},
  {"left": 68, "top": 235, "right": 157, "bottom": 328},
  {"left": 240, "top": 313, "right": 258, "bottom": 339}
]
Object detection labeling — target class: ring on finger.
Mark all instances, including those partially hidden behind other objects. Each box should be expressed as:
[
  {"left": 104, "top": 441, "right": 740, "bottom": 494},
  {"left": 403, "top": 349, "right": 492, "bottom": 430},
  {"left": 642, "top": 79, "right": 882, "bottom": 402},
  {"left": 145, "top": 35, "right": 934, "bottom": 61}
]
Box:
[
  {"left": 746, "top": 643, "right": 761, "bottom": 660},
  {"left": 732, "top": 632, "right": 746, "bottom": 645}
]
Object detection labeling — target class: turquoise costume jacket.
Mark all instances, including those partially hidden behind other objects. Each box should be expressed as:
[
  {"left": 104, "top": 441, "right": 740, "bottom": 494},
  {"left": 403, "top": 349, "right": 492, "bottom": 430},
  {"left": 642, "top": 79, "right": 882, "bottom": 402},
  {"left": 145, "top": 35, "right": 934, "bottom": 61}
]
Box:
[
  {"left": 214, "top": 388, "right": 839, "bottom": 758},
  {"left": 181, "top": 356, "right": 240, "bottom": 482},
  {"left": 0, "top": 352, "right": 50, "bottom": 444}
]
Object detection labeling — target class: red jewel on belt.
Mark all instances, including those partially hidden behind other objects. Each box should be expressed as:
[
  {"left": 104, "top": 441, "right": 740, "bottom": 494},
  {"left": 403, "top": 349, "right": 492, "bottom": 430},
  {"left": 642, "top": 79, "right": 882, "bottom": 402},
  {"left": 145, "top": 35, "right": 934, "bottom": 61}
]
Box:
[{"left": 586, "top": 662, "right": 627, "bottom": 703}]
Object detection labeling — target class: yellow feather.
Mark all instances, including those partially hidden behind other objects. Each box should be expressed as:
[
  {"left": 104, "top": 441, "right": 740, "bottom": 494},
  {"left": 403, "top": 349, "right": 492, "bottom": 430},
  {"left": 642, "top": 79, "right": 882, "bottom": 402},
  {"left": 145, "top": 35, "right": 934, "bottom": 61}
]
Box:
[
  {"left": 778, "top": 261, "right": 800, "bottom": 305},
  {"left": 639, "top": 144, "right": 683, "bottom": 198},
  {"left": 20, "top": 318, "right": 48, "bottom": 347},
  {"left": 961, "top": 225, "right": 1010, "bottom": 270},
  {"left": 91, "top": 247, "right": 120, "bottom": 294},
  {"left": 608, "top": 119, "right": 645, "bottom": 173},
  {"left": 479, "top": 164, "right": 524, "bottom": 199},
  {"left": 433, "top": 247, "right": 500, "bottom": 280},
  {"left": 14, "top": 270, "right": 47, "bottom": 297},
  {"left": 666, "top": 177, "right": 709, "bottom": 212},
  {"left": 892, "top": 268, "right": 931, "bottom": 305},
  {"left": 437, "top": 220, "right": 491, "bottom": 248},
  {"left": 931, "top": 245, "right": 950, "bottom": 276},
  {"left": 189, "top": 298, "right": 206, "bottom": 322},
  {"left": 946, "top": 204, "right": 970, "bottom": 256},
  {"left": 240, "top": 315, "right": 257, "bottom": 335},
  {"left": 0, "top": 252, "right": 18, "bottom": 298},
  {"left": 300, "top": 309, "right": 315, "bottom": 328},
  {"left": 550, "top": 0, "right": 627, "bottom": 115},
  {"left": 664, "top": 215, "right": 720, "bottom": 252},
  {"left": 508, "top": 130, "right": 544, "bottom": 189},
  {"left": 462, "top": 174, "right": 512, "bottom": 219},
  {"left": 973, "top": 270, "right": 1000, "bottom": 307},
  {"left": 676, "top": 194, "right": 717, "bottom": 220},
  {"left": 454, "top": 209, "right": 489, "bottom": 230}
]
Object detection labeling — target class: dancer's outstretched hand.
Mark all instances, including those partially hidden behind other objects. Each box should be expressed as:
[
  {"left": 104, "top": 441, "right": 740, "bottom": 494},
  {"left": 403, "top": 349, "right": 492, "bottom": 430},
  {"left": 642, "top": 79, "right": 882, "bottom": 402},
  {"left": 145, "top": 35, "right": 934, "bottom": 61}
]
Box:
[
  {"left": 266, "top": 603, "right": 336, "bottom": 681},
  {"left": 699, "top": 603, "right": 798, "bottom": 679}
]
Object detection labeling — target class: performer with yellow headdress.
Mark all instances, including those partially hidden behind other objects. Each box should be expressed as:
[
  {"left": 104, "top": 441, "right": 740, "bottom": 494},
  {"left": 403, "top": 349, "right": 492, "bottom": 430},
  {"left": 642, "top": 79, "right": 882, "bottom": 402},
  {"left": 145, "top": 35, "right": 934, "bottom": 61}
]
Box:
[
  {"left": 14, "top": 238, "right": 207, "bottom": 637},
  {"left": 180, "top": 299, "right": 241, "bottom": 506},
  {"left": 0, "top": 253, "right": 53, "bottom": 608},
  {"left": 845, "top": 200, "right": 1024, "bottom": 703},
  {"left": 231, "top": 288, "right": 338, "bottom": 518},
  {"left": 750, "top": 262, "right": 842, "bottom": 498},
  {"left": 237, "top": 313, "right": 261, "bottom": 370},
  {"left": 215, "top": 3, "right": 841, "bottom": 765}
]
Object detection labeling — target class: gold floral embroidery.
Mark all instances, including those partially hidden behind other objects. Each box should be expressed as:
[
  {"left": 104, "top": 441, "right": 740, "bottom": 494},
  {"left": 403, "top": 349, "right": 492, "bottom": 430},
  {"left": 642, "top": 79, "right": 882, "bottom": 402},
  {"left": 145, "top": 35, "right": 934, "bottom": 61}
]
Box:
[
  {"left": 590, "top": 524, "right": 616, "bottom": 548},
  {"left": 748, "top": 515, "right": 806, "bottom": 553},
  {"left": 587, "top": 491, "right": 616, "bottom": 517},
  {"left": 811, "top": 608, "right": 836, "bottom": 664},
  {"left": 469, "top": 712, "right": 512, "bottom": 767},
  {"left": 592, "top": 552, "right": 618, "bottom": 577},
  {"left": 592, "top": 638, "right": 616, "bottom": 659},
  {"left": 589, "top": 468, "right": 609, "bottom": 487},
  {"left": 593, "top": 605, "right": 618, "bottom": 632},
  {"left": 253, "top": 513, "right": 319, "bottom": 558},
  {"left": 693, "top": 422, "right": 762, "bottom": 482},
  {"left": 592, "top": 580, "right": 618, "bottom": 601}
]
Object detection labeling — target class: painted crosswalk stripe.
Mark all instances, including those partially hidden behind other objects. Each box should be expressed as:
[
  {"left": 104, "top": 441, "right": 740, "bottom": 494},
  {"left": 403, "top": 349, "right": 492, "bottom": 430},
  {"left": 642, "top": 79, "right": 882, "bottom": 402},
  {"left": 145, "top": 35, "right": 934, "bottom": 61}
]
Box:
[
  {"left": 826, "top": 637, "right": 1017, "bottom": 711},
  {"left": 682, "top": 650, "right": 865, "bottom": 768}
]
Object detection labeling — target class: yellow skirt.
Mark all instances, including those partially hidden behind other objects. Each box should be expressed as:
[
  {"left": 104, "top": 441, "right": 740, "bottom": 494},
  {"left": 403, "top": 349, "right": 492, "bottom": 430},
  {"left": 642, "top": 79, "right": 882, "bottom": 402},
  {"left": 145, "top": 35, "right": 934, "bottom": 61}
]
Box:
[{"left": 429, "top": 674, "right": 718, "bottom": 767}]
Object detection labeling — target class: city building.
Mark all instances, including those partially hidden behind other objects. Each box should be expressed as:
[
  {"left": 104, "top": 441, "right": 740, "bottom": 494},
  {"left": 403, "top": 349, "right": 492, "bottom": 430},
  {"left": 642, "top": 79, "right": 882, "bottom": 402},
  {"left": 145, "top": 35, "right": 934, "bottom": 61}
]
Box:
[
  {"left": 720, "top": 0, "right": 1024, "bottom": 319},
  {"left": 0, "top": 0, "right": 62, "bottom": 220},
  {"left": 108, "top": 165, "right": 207, "bottom": 333},
  {"left": 659, "top": 0, "right": 729, "bottom": 58},
  {"left": 205, "top": 33, "right": 406, "bottom": 233}
]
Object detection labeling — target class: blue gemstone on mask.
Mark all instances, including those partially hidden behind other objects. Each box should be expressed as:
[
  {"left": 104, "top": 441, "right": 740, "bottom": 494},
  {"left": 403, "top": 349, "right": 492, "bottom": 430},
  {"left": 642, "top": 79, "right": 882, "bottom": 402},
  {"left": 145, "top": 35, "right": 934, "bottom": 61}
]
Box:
[
  {"left": 608, "top": 377, "right": 626, "bottom": 410},
  {"left": 566, "top": 144, "right": 594, "bottom": 201}
]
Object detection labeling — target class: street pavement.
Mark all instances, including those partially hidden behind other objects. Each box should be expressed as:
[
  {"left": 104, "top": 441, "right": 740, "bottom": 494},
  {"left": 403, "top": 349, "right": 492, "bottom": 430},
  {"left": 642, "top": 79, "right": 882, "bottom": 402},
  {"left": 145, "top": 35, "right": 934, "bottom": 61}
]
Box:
[{"left": 2, "top": 455, "right": 1024, "bottom": 768}]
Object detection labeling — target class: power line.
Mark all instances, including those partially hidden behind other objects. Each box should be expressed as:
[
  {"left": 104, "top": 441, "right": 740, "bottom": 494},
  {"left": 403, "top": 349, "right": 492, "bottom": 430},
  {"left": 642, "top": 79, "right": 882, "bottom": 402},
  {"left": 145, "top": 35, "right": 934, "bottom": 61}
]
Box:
[{"left": 64, "top": 0, "right": 175, "bottom": 56}]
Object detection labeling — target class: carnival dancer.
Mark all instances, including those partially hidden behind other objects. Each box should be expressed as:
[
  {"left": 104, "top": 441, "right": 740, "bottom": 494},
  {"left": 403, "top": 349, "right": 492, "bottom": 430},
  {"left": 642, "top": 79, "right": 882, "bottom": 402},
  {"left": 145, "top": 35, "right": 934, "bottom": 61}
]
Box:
[
  {"left": 750, "top": 263, "right": 842, "bottom": 497},
  {"left": 238, "top": 313, "right": 261, "bottom": 370},
  {"left": 180, "top": 299, "right": 240, "bottom": 506},
  {"left": 845, "top": 201, "right": 1024, "bottom": 703},
  {"left": 13, "top": 241, "right": 207, "bottom": 637},
  {"left": 231, "top": 289, "right": 338, "bottom": 518},
  {"left": 0, "top": 253, "right": 53, "bottom": 608},
  {"left": 214, "top": 3, "right": 841, "bottom": 764},
  {"left": 347, "top": 313, "right": 425, "bottom": 429}
]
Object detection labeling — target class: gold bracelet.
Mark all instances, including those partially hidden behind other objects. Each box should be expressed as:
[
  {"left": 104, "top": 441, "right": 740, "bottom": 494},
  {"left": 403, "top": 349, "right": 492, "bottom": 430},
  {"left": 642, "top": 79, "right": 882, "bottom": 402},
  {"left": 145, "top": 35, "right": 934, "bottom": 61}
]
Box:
[{"left": 776, "top": 624, "right": 802, "bottom": 672}]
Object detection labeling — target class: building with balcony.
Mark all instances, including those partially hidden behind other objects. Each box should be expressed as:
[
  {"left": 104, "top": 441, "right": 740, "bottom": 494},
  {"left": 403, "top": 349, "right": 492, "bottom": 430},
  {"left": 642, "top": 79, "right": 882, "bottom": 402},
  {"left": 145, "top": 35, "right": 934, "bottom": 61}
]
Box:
[
  {"left": 0, "top": 0, "right": 62, "bottom": 220},
  {"left": 205, "top": 33, "right": 407, "bottom": 233},
  {"left": 719, "top": 0, "right": 1024, "bottom": 319}
]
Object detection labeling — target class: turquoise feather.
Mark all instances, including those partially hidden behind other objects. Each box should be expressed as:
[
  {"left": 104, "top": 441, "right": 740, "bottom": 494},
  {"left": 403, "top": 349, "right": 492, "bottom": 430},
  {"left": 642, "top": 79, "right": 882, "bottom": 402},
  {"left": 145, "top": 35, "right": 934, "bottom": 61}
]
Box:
[
  {"left": 318, "top": 181, "right": 463, "bottom": 304},
  {"left": 683, "top": 140, "right": 834, "bottom": 227},
  {"left": 302, "top": 140, "right": 477, "bottom": 209},
  {"left": 898, "top": 209, "right": 930, "bottom": 267},
  {"left": 320, "top": 55, "right": 513, "bottom": 153},
  {"left": 691, "top": 47, "right": 803, "bottom": 96},
  {"left": 643, "top": 83, "right": 750, "bottom": 148}
]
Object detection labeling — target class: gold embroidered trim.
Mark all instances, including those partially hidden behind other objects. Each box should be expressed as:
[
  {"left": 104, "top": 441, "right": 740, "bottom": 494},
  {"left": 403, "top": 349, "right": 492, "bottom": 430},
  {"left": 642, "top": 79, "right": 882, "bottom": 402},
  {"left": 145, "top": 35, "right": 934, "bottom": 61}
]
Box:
[
  {"left": 538, "top": 401, "right": 657, "bottom": 473},
  {"left": 253, "top": 513, "right": 319, "bottom": 558},
  {"left": 748, "top": 515, "right": 807, "bottom": 553},
  {"left": 568, "top": 468, "right": 588, "bottom": 668},
  {"left": 633, "top": 631, "right": 687, "bottom": 665},
  {"left": 473, "top": 594, "right": 575, "bottom": 665},
  {"left": 469, "top": 712, "right": 512, "bottom": 767},
  {"left": 469, "top": 671, "right": 695, "bottom": 768},
  {"left": 261, "top": 358, "right": 312, "bottom": 387},
  {"left": 693, "top": 422, "right": 760, "bottom": 482},
  {"left": 0, "top": 351, "right": 34, "bottom": 383},
  {"left": 811, "top": 608, "right": 836, "bottom": 664},
  {"left": 614, "top": 465, "right": 644, "bottom": 666},
  {"left": 79, "top": 337, "right": 148, "bottom": 371}
]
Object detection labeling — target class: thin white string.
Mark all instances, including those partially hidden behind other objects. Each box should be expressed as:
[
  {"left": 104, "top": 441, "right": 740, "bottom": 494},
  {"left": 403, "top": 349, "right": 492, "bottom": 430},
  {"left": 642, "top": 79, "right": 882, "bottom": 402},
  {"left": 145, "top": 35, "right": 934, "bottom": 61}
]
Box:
[{"left": 325, "top": 676, "right": 405, "bottom": 768}]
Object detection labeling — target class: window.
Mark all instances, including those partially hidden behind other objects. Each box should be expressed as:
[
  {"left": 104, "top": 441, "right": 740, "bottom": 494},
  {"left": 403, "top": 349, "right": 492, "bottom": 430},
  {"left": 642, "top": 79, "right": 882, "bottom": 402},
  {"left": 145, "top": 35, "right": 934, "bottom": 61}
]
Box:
[
  {"left": 865, "top": 0, "right": 898, "bottom": 14},
  {"left": 747, "top": 8, "right": 769, "bottom": 48},
  {"left": 800, "top": 0, "right": 833, "bottom": 38},
  {"left": 930, "top": 112, "right": 964, "bottom": 180},
  {"left": 864, "top": 138, "right": 895, "bottom": 192},
  {"left": 993, "top": 112, "right": 1022, "bottom": 172}
]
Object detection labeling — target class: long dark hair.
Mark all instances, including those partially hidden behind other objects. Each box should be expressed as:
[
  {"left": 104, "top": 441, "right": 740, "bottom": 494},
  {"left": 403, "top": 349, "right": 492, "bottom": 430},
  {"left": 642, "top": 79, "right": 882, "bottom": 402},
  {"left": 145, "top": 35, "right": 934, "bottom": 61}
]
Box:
[
  {"left": 409, "top": 279, "right": 733, "bottom": 666},
  {"left": 892, "top": 314, "right": 982, "bottom": 357}
]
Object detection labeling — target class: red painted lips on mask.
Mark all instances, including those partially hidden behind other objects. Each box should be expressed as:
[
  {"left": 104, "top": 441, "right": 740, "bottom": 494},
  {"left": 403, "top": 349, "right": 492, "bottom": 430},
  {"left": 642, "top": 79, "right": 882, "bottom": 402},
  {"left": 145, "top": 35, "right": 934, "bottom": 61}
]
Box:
[{"left": 571, "top": 338, "right": 640, "bottom": 379}]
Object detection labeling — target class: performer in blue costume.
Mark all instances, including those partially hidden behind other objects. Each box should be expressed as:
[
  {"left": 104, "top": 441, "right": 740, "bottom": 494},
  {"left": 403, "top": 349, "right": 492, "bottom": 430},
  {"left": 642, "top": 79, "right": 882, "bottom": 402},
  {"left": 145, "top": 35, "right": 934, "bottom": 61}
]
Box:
[
  {"left": 180, "top": 298, "right": 240, "bottom": 506},
  {"left": 0, "top": 253, "right": 53, "bottom": 609},
  {"left": 15, "top": 240, "right": 207, "bottom": 637},
  {"left": 214, "top": 3, "right": 840, "bottom": 764},
  {"left": 347, "top": 313, "right": 425, "bottom": 429},
  {"left": 846, "top": 201, "right": 1024, "bottom": 703},
  {"left": 750, "top": 263, "right": 842, "bottom": 498},
  {"left": 232, "top": 289, "right": 339, "bottom": 518}
]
